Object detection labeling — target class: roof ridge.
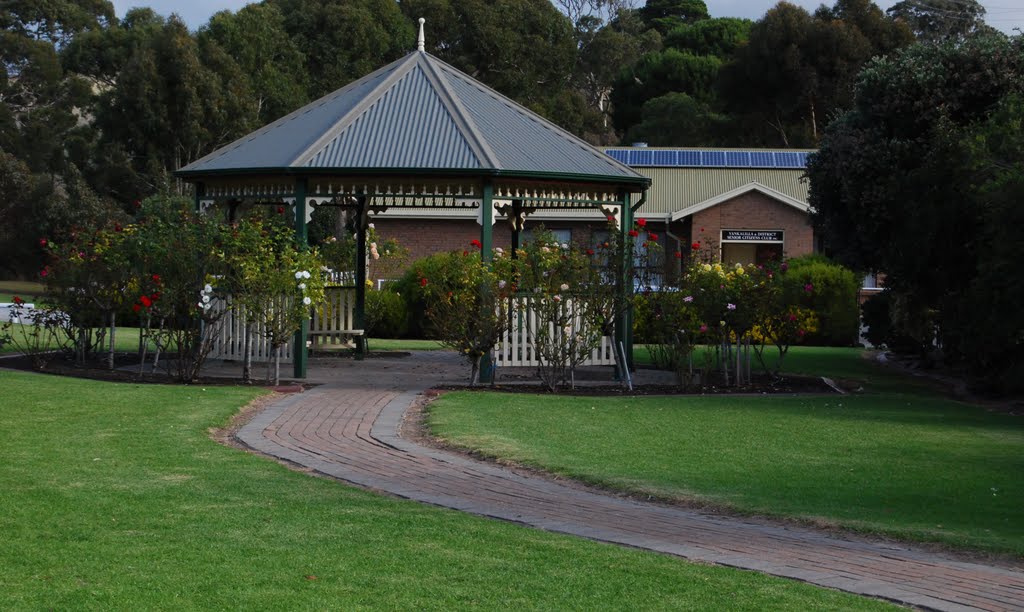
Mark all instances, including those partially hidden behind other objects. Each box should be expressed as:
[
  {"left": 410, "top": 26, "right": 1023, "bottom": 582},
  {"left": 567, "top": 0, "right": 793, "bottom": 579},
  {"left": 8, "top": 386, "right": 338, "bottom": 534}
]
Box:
[
  {"left": 181, "top": 55, "right": 414, "bottom": 173},
  {"left": 431, "top": 58, "right": 639, "bottom": 179},
  {"left": 292, "top": 52, "right": 421, "bottom": 168},
  {"left": 418, "top": 54, "right": 502, "bottom": 170}
]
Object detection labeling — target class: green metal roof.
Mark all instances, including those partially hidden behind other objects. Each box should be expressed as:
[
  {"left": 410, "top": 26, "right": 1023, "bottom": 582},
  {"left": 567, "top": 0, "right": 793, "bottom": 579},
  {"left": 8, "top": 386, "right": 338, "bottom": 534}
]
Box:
[{"left": 631, "top": 167, "right": 810, "bottom": 218}]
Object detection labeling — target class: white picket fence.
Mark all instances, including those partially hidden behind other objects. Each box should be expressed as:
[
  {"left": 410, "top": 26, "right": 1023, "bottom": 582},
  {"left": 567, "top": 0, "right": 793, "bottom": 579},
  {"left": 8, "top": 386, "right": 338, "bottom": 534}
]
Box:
[
  {"left": 495, "top": 297, "right": 616, "bottom": 367},
  {"left": 208, "top": 286, "right": 361, "bottom": 363},
  {"left": 208, "top": 297, "right": 295, "bottom": 363},
  {"left": 208, "top": 289, "right": 613, "bottom": 368}
]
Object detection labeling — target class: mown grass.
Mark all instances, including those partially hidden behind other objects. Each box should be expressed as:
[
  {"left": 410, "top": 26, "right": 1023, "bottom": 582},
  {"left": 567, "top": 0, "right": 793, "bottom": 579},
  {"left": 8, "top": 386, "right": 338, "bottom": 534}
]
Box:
[
  {"left": 0, "top": 280, "right": 45, "bottom": 304},
  {"left": 0, "top": 323, "right": 156, "bottom": 355},
  {"left": 0, "top": 371, "right": 892, "bottom": 610},
  {"left": 429, "top": 347, "right": 1024, "bottom": 557}
]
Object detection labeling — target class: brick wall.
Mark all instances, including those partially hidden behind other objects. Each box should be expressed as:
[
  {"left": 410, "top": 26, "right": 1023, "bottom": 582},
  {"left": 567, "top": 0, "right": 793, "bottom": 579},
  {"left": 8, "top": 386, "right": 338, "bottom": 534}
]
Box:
[{"left": 689, "top": 191, "right": 814, "bottom": 259}]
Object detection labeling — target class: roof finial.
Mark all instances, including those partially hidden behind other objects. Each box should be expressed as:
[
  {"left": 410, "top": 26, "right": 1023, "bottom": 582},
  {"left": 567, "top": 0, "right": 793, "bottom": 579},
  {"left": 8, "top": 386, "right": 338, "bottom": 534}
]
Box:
[{"left": 417, "top": 18, "right": 426, "bottom": 52}]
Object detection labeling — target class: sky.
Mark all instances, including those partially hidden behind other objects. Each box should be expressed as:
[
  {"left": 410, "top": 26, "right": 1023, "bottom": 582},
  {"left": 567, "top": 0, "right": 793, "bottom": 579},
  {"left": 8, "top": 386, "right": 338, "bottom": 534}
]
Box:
[{"left": 109, "top": 0, "right": 1023, "bottom": 34}]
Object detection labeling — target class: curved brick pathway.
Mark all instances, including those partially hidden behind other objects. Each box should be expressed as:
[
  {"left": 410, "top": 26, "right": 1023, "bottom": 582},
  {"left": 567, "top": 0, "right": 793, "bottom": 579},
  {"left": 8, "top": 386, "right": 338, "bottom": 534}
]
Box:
[{"left": 236, "top": 352, "right": 1024, "bottom": 611}]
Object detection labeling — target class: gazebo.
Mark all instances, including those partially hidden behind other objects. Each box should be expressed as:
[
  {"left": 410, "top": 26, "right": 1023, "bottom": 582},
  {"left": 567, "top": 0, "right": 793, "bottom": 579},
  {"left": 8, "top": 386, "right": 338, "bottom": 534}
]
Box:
[{"left": 176, "top": 20, "right": 650, "bottom": 378}]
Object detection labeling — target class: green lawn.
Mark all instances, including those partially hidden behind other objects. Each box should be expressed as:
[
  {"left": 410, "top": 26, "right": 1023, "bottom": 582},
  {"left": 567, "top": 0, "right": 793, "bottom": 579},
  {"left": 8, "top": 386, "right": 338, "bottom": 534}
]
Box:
[
  {"left": 0, "top": 371, "right": 891, "bottom": 610},
  {"left": 429, "top": 347, "right": 1024, "bottom": 557},
  {"left": 368, "top": 338, "right": 445, "bottom": 351},
  {"left": 1, "top": 323, "right": 156, "bottom": 355},
  {"left": 0, "top": 280, "right": 45, "bottom": 304}
]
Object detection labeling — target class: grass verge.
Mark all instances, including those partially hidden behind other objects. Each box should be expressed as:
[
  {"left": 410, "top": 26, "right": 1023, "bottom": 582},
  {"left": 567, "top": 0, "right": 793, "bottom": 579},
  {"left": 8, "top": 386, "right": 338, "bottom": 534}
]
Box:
[
  {"left": 0, "top": 371, "right": 892, "bottom": 610},
  {"left": 429, "top": 347, "right": 1024, "bottom": 557}
]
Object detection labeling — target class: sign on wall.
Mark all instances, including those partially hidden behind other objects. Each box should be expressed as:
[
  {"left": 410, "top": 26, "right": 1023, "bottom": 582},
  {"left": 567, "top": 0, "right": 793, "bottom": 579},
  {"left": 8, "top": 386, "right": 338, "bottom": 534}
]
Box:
[{"left": 721, "top": 230, "right": 784, "bottom": 243}]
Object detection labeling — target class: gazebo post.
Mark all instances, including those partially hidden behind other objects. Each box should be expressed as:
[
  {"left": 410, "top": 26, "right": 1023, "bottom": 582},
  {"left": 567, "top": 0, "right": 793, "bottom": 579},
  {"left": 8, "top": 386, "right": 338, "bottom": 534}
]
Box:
[
  {"left": 193, "top": 182, "right": 205, "bottom": 213},
  {"left": 354, "top": 195, "right": 368, "bottom": 360},
  {"left": 478, "top": 180, "right": 495, "bottom": 383},
  {"left": 617, "top": 191, "right": 635, "bottom": 373},
  {"left": 293, "top": 178, "right": 310, "bottom": 379}
]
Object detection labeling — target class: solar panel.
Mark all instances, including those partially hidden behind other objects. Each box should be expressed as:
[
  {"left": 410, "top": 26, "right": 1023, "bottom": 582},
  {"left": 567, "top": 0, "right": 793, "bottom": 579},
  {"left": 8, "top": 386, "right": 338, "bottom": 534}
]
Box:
[
  {"left": 750, "top": 151, "right": 774, "bottom": 167},
  {"left": 701, "top": 151, "right": 727, "bottom": 166},
  {"left": 652, "top": 149, "right": 676, "bottom": 166},
  {"left": 725, "top": 151, "right": 750, "bottom": 167},
  {"left": 678, "top": 150, "right": 702, "bottom": 166},
  {"left": 603, "top": 148, "right": 811, "bottom": 169}
]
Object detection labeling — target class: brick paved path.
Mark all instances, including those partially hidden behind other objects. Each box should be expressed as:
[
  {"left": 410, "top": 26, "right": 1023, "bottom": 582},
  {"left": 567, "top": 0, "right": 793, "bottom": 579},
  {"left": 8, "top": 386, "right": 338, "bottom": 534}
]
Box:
[{"left": 236, "top": 353, "right": 1024, "bottom": 611}]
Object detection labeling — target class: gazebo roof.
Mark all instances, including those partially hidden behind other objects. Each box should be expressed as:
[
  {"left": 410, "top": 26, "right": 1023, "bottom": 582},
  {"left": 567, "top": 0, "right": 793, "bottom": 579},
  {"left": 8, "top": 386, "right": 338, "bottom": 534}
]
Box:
[{"left": 178, "top": 48, "right": 645, "bottom": 187}]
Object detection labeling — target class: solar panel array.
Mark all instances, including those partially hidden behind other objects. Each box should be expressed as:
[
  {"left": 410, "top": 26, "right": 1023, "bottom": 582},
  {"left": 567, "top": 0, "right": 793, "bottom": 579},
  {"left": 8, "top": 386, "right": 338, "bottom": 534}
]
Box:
[{"left": 605, "top": 149, "right": 809, "bottom": 169}]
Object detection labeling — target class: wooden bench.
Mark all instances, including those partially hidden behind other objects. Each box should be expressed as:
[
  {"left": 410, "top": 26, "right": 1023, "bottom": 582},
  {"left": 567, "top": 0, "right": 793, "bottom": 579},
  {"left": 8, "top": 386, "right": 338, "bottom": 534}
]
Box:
[{"left": 309, "top": 286, "right": 363, "bottom": 348}]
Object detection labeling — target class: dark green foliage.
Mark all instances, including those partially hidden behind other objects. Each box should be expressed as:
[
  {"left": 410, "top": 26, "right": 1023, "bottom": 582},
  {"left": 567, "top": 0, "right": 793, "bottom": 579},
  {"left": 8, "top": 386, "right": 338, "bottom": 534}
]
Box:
[
  {"left": 393, "top": 252, "right": 466, "bottom": 338},
  {"left": 786, "top": 256, "right": 860, "bottom": 346},
  {"left": 664, "top": 17, "right": 751, "bottom": 57},
  {"left": 611, "top": 48, "right": 720, "bottom": 132},
  {"left": 640, "top": 0, "right": 709, "bottom": 35},
  {"left": 807, "top": 36, "right": 1024, "bottom": 386},
  {"left": 624, "top": 92, "right": 728, "bottom": 146},
  {"left": 365, "top": 289, "right": 410, "bottom": 339},
  {"left": 887, "top": 0, "right": 988, "bottom": 42}
]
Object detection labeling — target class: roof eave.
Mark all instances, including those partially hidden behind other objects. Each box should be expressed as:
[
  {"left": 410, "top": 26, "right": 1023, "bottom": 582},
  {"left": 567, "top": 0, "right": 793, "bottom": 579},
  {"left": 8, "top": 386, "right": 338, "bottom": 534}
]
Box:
[{"left": 174, "top": 166, "right": 651, "bottom": 190}]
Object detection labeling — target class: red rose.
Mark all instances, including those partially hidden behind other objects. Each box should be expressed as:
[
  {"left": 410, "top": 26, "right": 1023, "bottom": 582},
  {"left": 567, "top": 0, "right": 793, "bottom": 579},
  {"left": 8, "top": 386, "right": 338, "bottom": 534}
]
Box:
[
  {"left": 463, "top": 250, "right": 468, "bottom": 256},
  {"left": 606, "top": 215, "right": 615, "bottom": 222},
  {"left": 636, "top": 218, "right": 647, "bottom": 227},
  {"left": 151, "top": 274, "right": 161, "bottom": 283},
  {"left": 674, "top": 251, "right": 682, "bottom": 259},
  {"left": 586, "top": 249, "right": 595, "bottom": 256},
  {"left": 642, "top": 242, "right": 649, "bottom": 248},
  {"left": 132, "top": 304, "right": 141, "bottom": 312},
  {"left": 140, "top": 295, "right": 152, "bottom": 308},
  {"left": 151, "top": 292, "right": 161, "bottom": 301},
  {"left": 39, "top": 268, "right": 48, "bottom": 277},
  {"left": 39, "top": 238, "right": 47, "bottom": 248},
  {"left": 277, "top": 206, "right": 285, "bottom": 214},
  {"left": 420, "top": 278, "right": 428, "bottom": 287},
  {"left": 648, "top": 232, "right": 658, "bottom": 241},
  {"left": 13, "top": 296, "right": 23, "bottom": 305},
  {"left": 691, "top": 242, "right": 700, "bottom": 250},
  {"left": 628, "top": 229, "right": 639, "bottom": 238},
  {"left": 470, "top": 239, "right": 482, "bottom": 249}
]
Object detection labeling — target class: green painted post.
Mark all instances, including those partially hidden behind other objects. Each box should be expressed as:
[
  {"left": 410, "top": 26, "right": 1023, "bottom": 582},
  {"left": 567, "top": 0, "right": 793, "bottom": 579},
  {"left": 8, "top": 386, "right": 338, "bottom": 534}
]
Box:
[
  {"left": 478, "top": 181, "right": 495, "bottom": 383},
  {"left": 193, "top": 182, "right": 205, "bottom": 213},
  {"left": 293, "top": 179, "right": 309, "bottom": 379},
  {"left": 480, "top": 181, "right": 494, "bottom": 261},
  {"left": 354, "top": 196, "right": 368, "bottom": 360},
  {"left": 617, "top": 192, "right": 635, "bottom": 373}
]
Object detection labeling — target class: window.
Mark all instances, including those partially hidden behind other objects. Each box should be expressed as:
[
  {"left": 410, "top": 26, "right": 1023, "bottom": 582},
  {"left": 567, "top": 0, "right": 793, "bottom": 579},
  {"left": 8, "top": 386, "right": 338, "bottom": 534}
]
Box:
[{"left": 522, "top": 228, "right": 571, "bottom": 247}]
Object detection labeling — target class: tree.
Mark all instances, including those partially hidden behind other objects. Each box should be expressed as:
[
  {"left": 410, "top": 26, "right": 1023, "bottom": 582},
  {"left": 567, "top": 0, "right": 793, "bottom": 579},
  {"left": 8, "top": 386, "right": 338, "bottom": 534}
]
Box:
[
  {"left": 664, "top": 17, "right": 751, "bottom": 57},
  {"left": 611, "top": 47, "right": 720, "bottom": 133},
  {"left": 624, "top": 92, "right": 726, "bottom": 146},
  {"left": 806, "top": 34, "right": 1024, "bottom": 385},
  {"left": 887, "top": 0, "right": 988, "bottom": 42},
  {"left": 273, "top": 0, "right": 411, "bottom": 99},
  {"left": 720, "top": 1, "right": 912, "bottom": 147},
  {"left": 640, "top": 0, "right": 709, "bottom": 34},
  {"left": 199, "top": 4, "right": 309, "bottom": 125}
]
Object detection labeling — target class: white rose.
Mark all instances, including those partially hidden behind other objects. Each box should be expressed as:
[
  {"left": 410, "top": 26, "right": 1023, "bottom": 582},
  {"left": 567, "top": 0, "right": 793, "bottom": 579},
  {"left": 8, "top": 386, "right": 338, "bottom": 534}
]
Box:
[
  {"left": 204, "top": 284, "right": 213, "bottom": 293},
  {"left": 302, "top": 271, "right": 311, "bottom": 279},
  {"left": 294, "top": 271, "right": 303, "bottom": 280},
  {"left": 303, "top": 297, "right": 311, "bottom": 305},
  {"left": 370, "top": 242, "right": 377, "bottom": 249},
  {"left": 202, "top": 295, "right": 211, "bottom": 304},
  {"left": 298, "top": 283, "right": 306, "bottom": 290},
  {"left": 368, "top": 223, "right": 375, "bottom": 229},
  {"left": 560, "top": 283, "right": 569, "bottom": 291}
]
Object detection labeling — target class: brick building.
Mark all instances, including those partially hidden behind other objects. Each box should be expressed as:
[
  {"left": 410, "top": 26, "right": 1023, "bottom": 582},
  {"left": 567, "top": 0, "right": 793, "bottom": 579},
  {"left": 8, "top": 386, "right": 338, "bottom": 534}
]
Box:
[{"left": 370, "top": 147, "right": 817, "bottom": 285}]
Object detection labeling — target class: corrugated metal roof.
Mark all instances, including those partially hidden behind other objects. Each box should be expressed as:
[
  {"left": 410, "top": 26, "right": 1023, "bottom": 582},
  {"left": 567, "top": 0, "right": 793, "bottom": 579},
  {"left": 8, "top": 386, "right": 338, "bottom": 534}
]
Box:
[
  {"left": 179, "top": 51, "right": 643, "bottom": 183},
  {"left": 635, "top": 167, "right": 810, "bottom": 217}
]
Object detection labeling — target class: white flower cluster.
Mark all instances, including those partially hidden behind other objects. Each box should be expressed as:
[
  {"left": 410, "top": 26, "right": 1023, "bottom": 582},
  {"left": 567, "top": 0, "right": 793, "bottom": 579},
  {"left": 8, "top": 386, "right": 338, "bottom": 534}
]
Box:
[
  {"left": 296, "top": 270, "right": 312, "bottom": 305},
  {"left": 198, "top": 283, "right": 214, "bottom": 311}
]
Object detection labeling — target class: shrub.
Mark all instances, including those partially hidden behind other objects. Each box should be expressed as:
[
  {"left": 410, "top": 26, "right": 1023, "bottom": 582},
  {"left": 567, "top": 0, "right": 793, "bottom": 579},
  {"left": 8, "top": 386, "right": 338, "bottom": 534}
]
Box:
[
  {"left": 786, "top": 256, "right": 860, "bottom": 346},
  {"left": 394, "top": 252, "right": 467, "bottom": 339},
  {"left": 365, "top": 289, "right": 408, "bottom": 338}
]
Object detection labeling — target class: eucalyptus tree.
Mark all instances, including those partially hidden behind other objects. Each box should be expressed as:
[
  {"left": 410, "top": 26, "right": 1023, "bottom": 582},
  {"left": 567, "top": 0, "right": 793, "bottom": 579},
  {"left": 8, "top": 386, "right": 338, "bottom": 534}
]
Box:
[{"left": 887, "top": 0, "right": 988, "bottom": 41}]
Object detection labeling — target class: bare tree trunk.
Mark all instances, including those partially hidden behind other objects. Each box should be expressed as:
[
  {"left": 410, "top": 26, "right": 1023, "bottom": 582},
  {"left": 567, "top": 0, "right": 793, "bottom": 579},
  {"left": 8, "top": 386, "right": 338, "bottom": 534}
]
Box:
[
  {"left": 242, "top": 322, "right": 252, "bottom": 384},
  {"left": 107, "top": 311, "right": 116, "bottom": 370}
]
